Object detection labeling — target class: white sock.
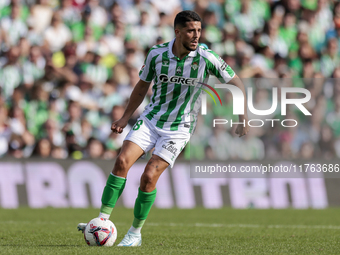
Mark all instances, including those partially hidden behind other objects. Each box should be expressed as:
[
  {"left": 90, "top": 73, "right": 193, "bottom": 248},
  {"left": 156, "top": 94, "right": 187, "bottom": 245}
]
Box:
[
  {"left": 128, "top": 225, "right": 142, "bottom": 234},
  {"left": 98, "top": 212, "right": 110, "bottom": 219}
]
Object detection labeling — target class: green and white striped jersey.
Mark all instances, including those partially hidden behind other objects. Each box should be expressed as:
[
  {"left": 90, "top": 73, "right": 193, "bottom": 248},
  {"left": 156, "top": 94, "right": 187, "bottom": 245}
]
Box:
[{"left": 139, "top": 38, "right": 235, "bottom": 133}]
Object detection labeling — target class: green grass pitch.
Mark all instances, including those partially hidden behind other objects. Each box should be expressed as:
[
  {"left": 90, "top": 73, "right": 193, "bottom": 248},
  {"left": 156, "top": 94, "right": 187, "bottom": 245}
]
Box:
[{"left": 0, "top": 208, "right": 339, "bottom": 254}]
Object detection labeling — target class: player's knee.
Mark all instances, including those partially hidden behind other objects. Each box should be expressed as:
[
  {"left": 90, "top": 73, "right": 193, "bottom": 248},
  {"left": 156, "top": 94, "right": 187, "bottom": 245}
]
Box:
[
  {"left": 113, "top": 155, "right": 129, "bottom": 173},
  {"left": 141, "top": 171, "right": 155, "bottom": 186}
]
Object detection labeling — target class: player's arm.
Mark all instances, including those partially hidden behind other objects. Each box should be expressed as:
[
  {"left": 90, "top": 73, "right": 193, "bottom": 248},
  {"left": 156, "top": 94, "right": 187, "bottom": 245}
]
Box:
[
  {"left": 111, "top": 79, "right": 151, "bottom": 133},
  {"left": 112, "top": 46, "right": 157, "bottom": 134},
  {"left": 228, "top": 75, "right": 249, "bottom": 137},
  {"left": 205, "top": 50, "right": 249, "bottom": 137}
]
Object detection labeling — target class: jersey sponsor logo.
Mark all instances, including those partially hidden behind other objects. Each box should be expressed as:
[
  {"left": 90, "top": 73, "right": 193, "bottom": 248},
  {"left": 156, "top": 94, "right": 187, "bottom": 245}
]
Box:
[
  {"left": 157, "top": 74, "right": 223, "bottom": 106},
  {"left": 191, "top": 62, "right": 198, "bottom": 70},
  {"left": 162, "top": 141, "right": 178, "bottom": 156},
  {"left": 158, "top": 74, "right": 198, "bottom": 85}
]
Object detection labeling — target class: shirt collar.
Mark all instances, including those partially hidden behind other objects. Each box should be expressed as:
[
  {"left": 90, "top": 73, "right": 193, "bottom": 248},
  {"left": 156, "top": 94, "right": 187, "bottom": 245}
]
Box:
[{"left": 168, "top": 38, "right": 198, "bottom": 60}]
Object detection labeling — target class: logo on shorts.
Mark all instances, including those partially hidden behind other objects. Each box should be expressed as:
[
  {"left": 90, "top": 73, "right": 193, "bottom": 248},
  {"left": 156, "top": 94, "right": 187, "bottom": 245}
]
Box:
[{"left": 162, "top": 141, "right": 178, "bottom": 156}]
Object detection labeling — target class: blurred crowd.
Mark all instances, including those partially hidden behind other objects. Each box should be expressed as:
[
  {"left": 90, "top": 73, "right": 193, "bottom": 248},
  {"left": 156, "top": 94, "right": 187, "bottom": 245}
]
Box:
[{"left": 0, "top": 0, "right": 339, "bottom": 160}]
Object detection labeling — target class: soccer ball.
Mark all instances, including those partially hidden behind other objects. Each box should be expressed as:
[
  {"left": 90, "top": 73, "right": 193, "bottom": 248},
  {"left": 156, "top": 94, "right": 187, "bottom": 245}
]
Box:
[{"left": 84, "top": 218, "right": 117, "bottom": 246}]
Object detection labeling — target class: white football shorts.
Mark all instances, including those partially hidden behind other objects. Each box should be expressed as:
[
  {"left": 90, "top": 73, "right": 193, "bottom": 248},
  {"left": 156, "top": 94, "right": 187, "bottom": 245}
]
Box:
[{"left": 124, "top": 116, "right": 191, "bottom": 167}]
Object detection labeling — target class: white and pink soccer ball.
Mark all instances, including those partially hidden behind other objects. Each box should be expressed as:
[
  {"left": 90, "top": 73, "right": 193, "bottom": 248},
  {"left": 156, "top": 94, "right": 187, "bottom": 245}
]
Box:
[{"left": 84, "top": 218, "right": 117, "bottom": 246}]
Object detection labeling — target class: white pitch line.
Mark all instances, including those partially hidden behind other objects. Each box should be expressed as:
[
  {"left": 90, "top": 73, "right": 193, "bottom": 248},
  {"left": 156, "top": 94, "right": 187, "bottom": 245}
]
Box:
[
  {"left": 0, "top": 221, "right": 339, "bottom": 230},
  {"left": 146, "top": 223, "right": 340, "bottom": 230}
]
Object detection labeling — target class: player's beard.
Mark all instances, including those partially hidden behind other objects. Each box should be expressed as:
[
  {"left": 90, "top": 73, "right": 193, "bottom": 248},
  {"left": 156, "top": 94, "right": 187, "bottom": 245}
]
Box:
[{"left": 182, "top": 41, "right": 197, "bottom": 52}]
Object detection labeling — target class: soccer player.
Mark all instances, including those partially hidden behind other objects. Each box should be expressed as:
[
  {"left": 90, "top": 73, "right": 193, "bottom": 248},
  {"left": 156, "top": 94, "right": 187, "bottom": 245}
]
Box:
[{"left": 78, "top": 10, "right": 249, "bottom": 246}]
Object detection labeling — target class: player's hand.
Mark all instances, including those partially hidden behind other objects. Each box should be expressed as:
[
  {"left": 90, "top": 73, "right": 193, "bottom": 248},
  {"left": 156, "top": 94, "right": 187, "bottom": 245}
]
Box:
[
  {"left": 235, "top": 116, "right": 249, "bottom": 137},
  {"left": 111, "top": 118, "right": 129, "bottom": 134}
]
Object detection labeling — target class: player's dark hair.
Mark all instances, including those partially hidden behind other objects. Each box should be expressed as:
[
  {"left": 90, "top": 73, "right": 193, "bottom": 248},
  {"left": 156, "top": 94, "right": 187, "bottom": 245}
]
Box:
[{"left": 174, "top": 11, "right": 202, "bottom": 28}]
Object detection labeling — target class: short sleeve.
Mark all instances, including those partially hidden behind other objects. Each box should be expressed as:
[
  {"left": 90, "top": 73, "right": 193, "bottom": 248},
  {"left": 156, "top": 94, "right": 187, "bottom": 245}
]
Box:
[
  {"left": 139, "top": 49, "right": 157, "bottom": 83},
  {"left": 204, "top": 50, "right": 235, "bottom": 83}
]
